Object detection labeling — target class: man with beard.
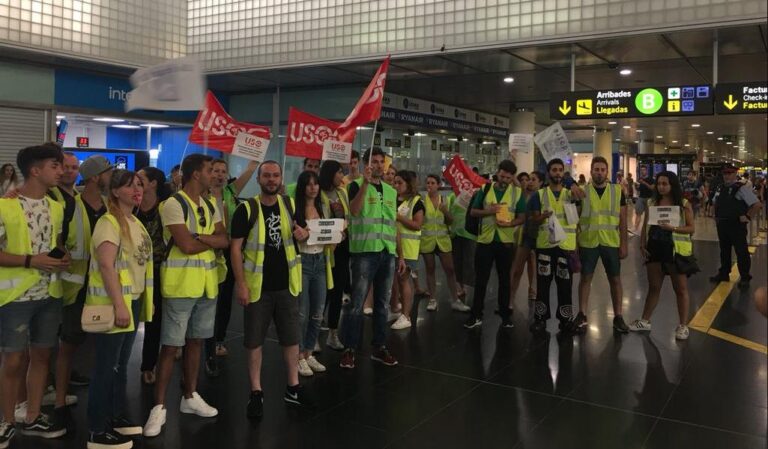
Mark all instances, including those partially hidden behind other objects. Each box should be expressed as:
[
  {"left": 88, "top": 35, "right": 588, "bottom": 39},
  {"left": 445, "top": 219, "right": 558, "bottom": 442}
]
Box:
[
  {"left": 528, "top": 158, "right": 584, "bottom": 335},
  {"left": 229, "top": 161, "right": 312, "bottom": 419},
  {"left": 574, "top": 156, "right": 629, "bottom": 334},
  {"left": 49, "top": 151, "right": 79, "bottom": 203}
]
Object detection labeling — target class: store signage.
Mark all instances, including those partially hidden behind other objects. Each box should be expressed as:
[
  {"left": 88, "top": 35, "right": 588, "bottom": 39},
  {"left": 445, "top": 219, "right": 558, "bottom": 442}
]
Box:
[
  {"left": 384, "top": 138, "right": 402, "bottom": 148},
  {"left": 550, "top": 85, "right": 713, "bottom": 119},
  {"left": 76, "top": 137, "right": 89, "bottom": 148},
  {"left": 715, "top": 82, "right": 767, "bottom": 114}
]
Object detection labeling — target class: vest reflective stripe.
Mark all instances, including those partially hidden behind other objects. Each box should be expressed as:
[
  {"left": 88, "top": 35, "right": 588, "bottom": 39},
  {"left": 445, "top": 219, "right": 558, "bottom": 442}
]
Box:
[
  {"left": 320, "top": 188, "right": 350, "bottom": 269},
  {"left": 60, "top": 272, "right": 85, "bottom": 285},
  {"left": 535, "top": 188, "right": 577, "bottom": 251},
  {"left": 242, "top": 196, "right": 302, "bottom": 302},
  {"left": 478, "top": 183, "right": 520, "bottom": 244},
  {"left": 160, "top": 191, "right": 219, "bottom": 299},
  {"left": 647, "top": 199, "right": 693, "bottom": 256},
  {"left": 0, "top": 197, "right": 64, "bottom": 306},
  {"left": 85, "top": 214, "right": 154, "bottom": 334},
  {"left": 578, "top": 184, "right": 621, "bottom": 248},
  {"left": 397, "top": 195, "right": 422, "bottom": 260},
  {"left": 348, "top": 181, "right": 398, "bottom": 255},
  {"left": 420, "top": 194, "right": 452, "bottom": 253}
]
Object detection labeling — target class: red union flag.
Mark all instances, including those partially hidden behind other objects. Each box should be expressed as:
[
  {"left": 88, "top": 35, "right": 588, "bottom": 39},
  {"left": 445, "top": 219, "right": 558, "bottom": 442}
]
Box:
[
  {"left": 443, "top": 155, "right": 488, "bottom": 195},
  {"left": 286, "top": 107, "right": 356, "bottom": 159},
  {"left": 189, "top": 91, "right": 271, "bottom": 152},
  {"left": 338, "top": 56, "right": 390, "bottom": 135}
]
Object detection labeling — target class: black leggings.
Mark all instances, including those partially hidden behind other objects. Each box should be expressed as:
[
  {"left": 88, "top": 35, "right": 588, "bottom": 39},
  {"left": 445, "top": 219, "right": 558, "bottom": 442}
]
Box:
[
  {"left": 325, "top": 240, "right": 350, "bottom": 330},
  {"left": 141, "top": 268, "right": 162, "bottom": 372},
  {"left": 206, "top": 253, "right": 234, "bottom": 357},
  {"left": 533, "top": 247, "right": 574, "bottom": 323}
]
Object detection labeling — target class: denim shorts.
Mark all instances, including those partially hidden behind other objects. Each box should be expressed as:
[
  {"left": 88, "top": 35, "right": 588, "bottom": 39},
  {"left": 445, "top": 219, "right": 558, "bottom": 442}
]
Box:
[
  {"left": 160, "top": 297, "right": 217, "bottom": 347},
  {"left": 404, "top": 258, "right": 419, "bottom": 273},
  {"left": 0, "top": 297, "right": 62, "bottom": 352}
]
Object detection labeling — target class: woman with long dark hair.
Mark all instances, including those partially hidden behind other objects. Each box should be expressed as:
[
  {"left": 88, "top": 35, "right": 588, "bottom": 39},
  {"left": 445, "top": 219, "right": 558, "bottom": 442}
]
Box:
[
  {"left": 293, "top": 171, "right": 333, "bottom": 376},
  {"left": 629, "top": 171, "right": 695, "bottom": 340},
  {"left": 509, "top": 171, "right": 545, "bottom": 313},
  {"left": 318, "top": 161, "right": 350, "bottom": 350},
  {"left": 136, "top": 167, "right": 170, "bottom": 385},
  {"left": 87, "top": 170, "right": 153, "bottom": 448},
  {"left": 0, "top": 163, "right": 21, "bottom": 196},
  {"left": 391, "top": 170, "right": 424, "bottom": 330}
]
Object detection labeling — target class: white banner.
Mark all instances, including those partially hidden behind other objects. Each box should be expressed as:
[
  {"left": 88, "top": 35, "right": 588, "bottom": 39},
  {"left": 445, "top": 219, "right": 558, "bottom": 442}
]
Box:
[
  {"left": 533, "top": 122, "right": 572, "bottom": 162},
  {"left": 321, "top": 140, "right": 353, "bottom": 163},
  {"left": 125, "top": 57, "right": 205, "bottom": 111},
  {"left": 231, "top": 132, "right": 270, "bottom": 162},
  {"left": 307, "top": 218, "right": 345, "bottom": 245},
  {"left": 508, "top": 133, "right": 533, "bottom": 154},
  {"left": 648, "top": 206, "right": 680, "bottom": 227}
]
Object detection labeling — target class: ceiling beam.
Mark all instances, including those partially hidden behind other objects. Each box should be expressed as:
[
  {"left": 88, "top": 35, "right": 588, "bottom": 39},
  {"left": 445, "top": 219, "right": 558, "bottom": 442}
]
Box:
[{"left": 659, "top": 33, "right": 710, "bottom": 83}]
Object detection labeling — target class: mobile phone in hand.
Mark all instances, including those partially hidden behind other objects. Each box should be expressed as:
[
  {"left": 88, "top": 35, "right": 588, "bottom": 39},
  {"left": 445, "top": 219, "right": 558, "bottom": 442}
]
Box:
[{"left": 48, "top": 247, "right": 66, "bottom": 259}]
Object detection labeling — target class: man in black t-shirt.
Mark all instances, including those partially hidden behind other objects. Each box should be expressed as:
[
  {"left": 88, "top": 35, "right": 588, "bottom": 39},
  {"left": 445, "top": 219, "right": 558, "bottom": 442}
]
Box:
[
  {"left": 230, "top": 161, "right": 312, "bottom": 420},
  {"left": 633, "top": 165, "right": 654, "bottom": 232}
]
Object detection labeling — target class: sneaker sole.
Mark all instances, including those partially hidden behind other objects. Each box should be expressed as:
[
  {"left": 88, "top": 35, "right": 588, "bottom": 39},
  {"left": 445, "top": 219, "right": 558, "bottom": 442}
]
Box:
[
  {"left": 339, "top": 363, "right": 355, "bottom": 369},
  {"left": 20, "top": 428, "right": 67, "bottom": 439},
  {"left": 613, "top": 326, "right": 629, "bottom": 334},
  {"left": 87, "top": 441, "right": 133, "bottom": 449},
  {"left": 114, "top": 426, "right": 143, "bottom": 436},
  {"left": 179, "top": 406, "right": 218, "bottom": 418},
  {"left": 370, "top": 356, "right": 398, "bottom": 366},
  {"left": 69, "top": 381, "right": 90, "bottom": 387},
  {"left": 143, "top": 426, "right": 164, "bottom": 438},
  {"left": 629, "top": 328, "right": 651, "bottom": 332},
  {"left": 463, "top": 321, "right": 482, "bottom": 329}
]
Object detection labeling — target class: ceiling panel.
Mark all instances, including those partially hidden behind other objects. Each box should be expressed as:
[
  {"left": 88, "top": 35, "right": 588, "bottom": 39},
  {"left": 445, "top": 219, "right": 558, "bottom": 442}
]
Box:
[{"left": 579, "top": 34, "right": 681, "bottom": 63}]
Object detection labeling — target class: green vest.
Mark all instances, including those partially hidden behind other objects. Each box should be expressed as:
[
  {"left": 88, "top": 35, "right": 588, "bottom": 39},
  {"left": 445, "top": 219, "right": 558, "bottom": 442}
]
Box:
[
  {"left": 348, "top": 180, "right": 398, "bottom": 255},
  {"left": 535, "top": 187, "right": 577, "bottom": 251},
  {"left": 0, "top": 197, "right": 64, "bottom": 306},
  {"left": 447, "top": 192, "right": 476, "bottom": 241},
  {"left": 61, "top": 195, "right": 94, "bottom": 305},
  {"left": 478, "top": 183, "right": 521, "bottom": 244},
  {"left": 285, "top": 183, "right": 297, "bottom": 199},
  {"left": 647, "top": 198, "right": 693, "bottom": 256},
  {"left": 421, "top": 194, "right": 452, "bottom": 253},
  {"left": 397, "top": 195, "right": 422, "bottom": 260},
  {"left": 578, "top": 183, "right": 622, "bottom": 248},
  {"left": 241, "top": 196, "right": 302, "bottom": 301},
  {"left": 160, "top": 191, "right": 219, "bottom": 300},
  {"left": 85, "top": 214, "right": 154, "bottom": 334}
]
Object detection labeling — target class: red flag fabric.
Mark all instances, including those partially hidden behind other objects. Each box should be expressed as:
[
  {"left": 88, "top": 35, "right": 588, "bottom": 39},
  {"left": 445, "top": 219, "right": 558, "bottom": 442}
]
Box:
[
  {"left": 285, "top": 107, "right": 356, "bottom": 160},
  {"left": 442, "top": 155, "right": 488, "bottom": 195},
  {"left": 189, "top": 91, "right": 271, "bottom": 152},
  {"left": 338, "top": 56, "right": 390, "bottom": 133}
]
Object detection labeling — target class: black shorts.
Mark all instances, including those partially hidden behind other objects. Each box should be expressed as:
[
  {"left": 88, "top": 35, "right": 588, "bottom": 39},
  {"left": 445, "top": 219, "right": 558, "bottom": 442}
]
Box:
[
  {"left": 60, "top": 285, "right": 87, "bottom": 345},
  {"left": 244, "top": 289, "right": 299, "bottom": 348},
  {"left": 646, "top": 239, "right": 680, "bottom": 275}
]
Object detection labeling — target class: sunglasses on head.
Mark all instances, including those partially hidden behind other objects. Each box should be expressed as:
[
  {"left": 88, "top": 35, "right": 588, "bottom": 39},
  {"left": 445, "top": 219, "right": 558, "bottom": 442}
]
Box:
[{"left": 197, "top": 206, "right": 207, "bottom": 228}]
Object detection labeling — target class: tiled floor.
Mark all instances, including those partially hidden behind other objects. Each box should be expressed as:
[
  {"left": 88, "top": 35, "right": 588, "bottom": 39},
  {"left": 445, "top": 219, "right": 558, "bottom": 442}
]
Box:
[{"left": 6, "top": 229, "right": 768, "bottom": 449}]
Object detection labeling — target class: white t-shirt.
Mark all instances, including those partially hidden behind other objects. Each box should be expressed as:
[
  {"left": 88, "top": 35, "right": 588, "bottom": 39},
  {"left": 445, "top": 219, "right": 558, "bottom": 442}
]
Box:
[
  {"left": 0, "top": 196, "right": 55, "bottom": 301},
  {"left": 160, "top": 194, "right": 222, "bottom": 236}
]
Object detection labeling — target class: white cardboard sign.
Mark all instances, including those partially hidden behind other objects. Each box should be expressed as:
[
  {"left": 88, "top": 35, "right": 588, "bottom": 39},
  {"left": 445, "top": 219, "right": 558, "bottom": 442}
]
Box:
[
  {"left": 648, "top": 206, "right": 680, "bottom": 227},
  {"left": 232, "top": 132, "right": 270, "bottom": 162},
  {"left": 508, "top": 133, "right": 533, "bottom": 154},
  {"left": 306, "top": 218, "right": 345, "bottom": 245},
  {"left": 321, "top": 140, "right": 353, "bottom": 163},
  {"left": 533, "top": 122, "right": 572, "bottom": 162}
]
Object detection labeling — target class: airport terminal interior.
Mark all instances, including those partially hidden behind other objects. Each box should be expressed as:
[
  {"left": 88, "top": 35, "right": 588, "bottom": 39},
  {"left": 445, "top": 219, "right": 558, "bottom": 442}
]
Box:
[{"left": 0, "top": 1, "right": 766, "bottom": 449}]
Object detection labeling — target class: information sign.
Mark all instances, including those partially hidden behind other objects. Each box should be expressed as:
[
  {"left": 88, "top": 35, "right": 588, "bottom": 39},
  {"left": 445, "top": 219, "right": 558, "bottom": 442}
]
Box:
[{"left": 715, "top": 82, "right": 767, "bottom": 114}]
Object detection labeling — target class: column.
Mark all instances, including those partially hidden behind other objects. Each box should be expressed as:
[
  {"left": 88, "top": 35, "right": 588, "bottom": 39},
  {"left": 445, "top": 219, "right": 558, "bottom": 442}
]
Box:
[
  {"left": 594, "top": 130, "right": 612, "bottom": 175},
  {"left": 638, "top": 140, "right": 654, "bottom": 155},
  {"left": 509, "top": 110, "right": 535, "bottom": 173}
]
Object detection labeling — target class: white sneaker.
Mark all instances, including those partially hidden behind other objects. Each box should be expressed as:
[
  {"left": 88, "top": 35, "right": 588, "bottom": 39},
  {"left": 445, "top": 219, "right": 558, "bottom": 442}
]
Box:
[
  {"left": 628, "top": 319, "right": 652, "bottom": 332},
  {"left": 675, "top": 325, "right": 690, "bottom": 340},
  {"left": 179, "top": 392, "right": 218, "bottom": 417},
  {"left": 41, "top": 387, "right": 77, "bottom": 406},
  {"left": 298, "top": 358, "right": 314, "bottom": 377},
  {"left": 326, "top": 331, "right": 344, "bottom": 350},
  {"left": 387, "top": 311, "right": 402, "bottom": 321},
  {"left": 390, "top": 314, "right": 412, "bottom": 330},
  {"left": 306, "top": 356, "right": 326, "bottom": 373},
  {"left": 426, "top": 298, "right": 438, "bottom": 311},
  {"left": 143, "top": 405, "right": 166, "bottom": 437},
  {"left": 14, "top": 401, "right": 27, "bottom": 423},
  {"left": 451, "top": 300, "right": 471, "bottom": 312},
  {"left": 363, "top": 307, "right": 373, "bottom": 316}
]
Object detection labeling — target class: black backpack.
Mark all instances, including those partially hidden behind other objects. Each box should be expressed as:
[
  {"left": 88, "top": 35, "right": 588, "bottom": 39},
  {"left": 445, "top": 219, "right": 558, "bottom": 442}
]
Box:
[
  {"left": 162, "top": 192, "right": 216, "bottom": 260},
  {"left": 464, "top": 183, "right": 492, "bottom": 236}
]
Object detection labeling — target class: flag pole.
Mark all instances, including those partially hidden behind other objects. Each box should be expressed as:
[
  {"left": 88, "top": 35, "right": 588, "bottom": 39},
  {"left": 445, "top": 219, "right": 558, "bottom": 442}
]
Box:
[{"left": 367, "top": 119, "right": 378, "bottom": 168}]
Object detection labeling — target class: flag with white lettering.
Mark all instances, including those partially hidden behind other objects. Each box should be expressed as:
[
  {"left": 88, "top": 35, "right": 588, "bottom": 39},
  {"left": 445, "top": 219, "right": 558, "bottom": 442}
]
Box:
[
  {"left": 442, "top": 154, "right": 488, "bottom": 195},
  {"left": 188, "top": 91, "right": 271, "bottom": 152},
  {"left": 286, "top": 107, "right": 356, "bottom": 160},
  {"left": 125, "top": 57, "right": 205, "bottom": 111},
  {"left": 338, "top": 56, "right": 390, "bottom": 139}
]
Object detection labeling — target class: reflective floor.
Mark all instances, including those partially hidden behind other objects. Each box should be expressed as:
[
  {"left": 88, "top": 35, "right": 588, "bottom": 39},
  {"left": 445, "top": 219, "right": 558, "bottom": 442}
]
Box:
[{"left": 10, "top": 235, "right": 768, "bottom": 449}]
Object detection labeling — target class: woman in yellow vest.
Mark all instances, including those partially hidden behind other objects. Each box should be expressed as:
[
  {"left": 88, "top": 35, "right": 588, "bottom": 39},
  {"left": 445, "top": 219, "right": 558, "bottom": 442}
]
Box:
[
  {"left": 509, "top": 171, "right": 545, "bottom": 311},
  {"left": 391, "top": 170, "right": 424, "bottom": 330},
  {"left": 86, "top": 169, "right": 153, "bottom": 448},
  {"left": 420, "top": 175, "right": 470, "bottom": 312},
  {"left": 629, "top": 171, "right": 695, "bottom": 340}
]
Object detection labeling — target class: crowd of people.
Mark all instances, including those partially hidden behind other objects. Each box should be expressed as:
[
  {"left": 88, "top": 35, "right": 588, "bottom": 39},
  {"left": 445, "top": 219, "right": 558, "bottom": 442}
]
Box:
[{"left": 0, "top": 142, "right": 764, "bottom": 449}]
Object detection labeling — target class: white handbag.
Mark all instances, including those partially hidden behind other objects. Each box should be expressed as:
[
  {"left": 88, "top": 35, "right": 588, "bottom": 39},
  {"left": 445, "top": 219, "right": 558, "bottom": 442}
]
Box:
[
  {"left": 548, "top": 214, "right": 566, "bottom": 244},
  {"left": 81, "top": 304, "right": 115, "bottom": 333}
]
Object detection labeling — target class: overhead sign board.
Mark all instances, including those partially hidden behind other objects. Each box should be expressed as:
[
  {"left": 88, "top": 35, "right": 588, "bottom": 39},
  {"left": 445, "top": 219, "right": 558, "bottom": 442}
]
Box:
[
  {"left": 715, "top": 82, "right": 767, "bottom": 114},
  {"left": 550, "top": 85, "right": 713, "bottom": 119}
]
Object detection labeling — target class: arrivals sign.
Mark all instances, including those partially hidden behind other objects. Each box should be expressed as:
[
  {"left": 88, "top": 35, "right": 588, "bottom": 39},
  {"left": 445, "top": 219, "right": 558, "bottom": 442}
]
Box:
[
  {"left": 550, "top": 85, "right": 713, "bottom": 119},
  {"left": 715, "top": 82, "right": 767, "bottom": 114}
]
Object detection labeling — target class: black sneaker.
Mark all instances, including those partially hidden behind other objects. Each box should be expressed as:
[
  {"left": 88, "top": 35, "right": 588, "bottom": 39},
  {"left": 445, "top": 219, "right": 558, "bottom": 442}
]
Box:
[
  {"left": 613, "top": 315, "right": 629, "bottom": 333},
  {"left": 709, "top": 273, "right": 729, "bottom": 283},
  {"left": 20, "top": 413, "right": 66, "bottom": 438},
  {"left": 370, "top": 347, "right": 398, "bottom": 366},
  {"left": 205, "top": 356, "right": 220, "bottom": 378},
  {"left": 87, "top": 429, "right": 132, "bottom": 449},
  {"left": 738, "top": 276, "right": 752, "bottom": 290},
  {"left": 501, "top": 317, "right": 514, "bottom": 328},
  {"left": 247, "top": 391, "right": 264, "bottom": 420},
  {"left": 284, "top": 385, "right": 314, "bottom": 408},
  {"left": 69, "top": 370, "right": 90, "bottom": 387},
  {"left": 0, "top": 421, "right": 15, "bottom": 449},
  {"left": 529, "top": 320, "right": 546, "bottom": 334},
  {"left": 111, "top": 416, "right": 142, "bottom": 436},
  {"left": 573, "top": 312, "right": 588, "bottom": 334},
  {"left": 463, "top": 316, "right": 482, "bottom": 329}
]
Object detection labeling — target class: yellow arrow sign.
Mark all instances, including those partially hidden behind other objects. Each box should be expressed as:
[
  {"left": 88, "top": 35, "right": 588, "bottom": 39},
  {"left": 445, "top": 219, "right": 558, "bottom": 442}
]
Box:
[
  {"left": 723, "top": 94, "right": 738, "bottom": 110},
  {"left": 558, "top": 100, "right": 571, "bottom": 115}
]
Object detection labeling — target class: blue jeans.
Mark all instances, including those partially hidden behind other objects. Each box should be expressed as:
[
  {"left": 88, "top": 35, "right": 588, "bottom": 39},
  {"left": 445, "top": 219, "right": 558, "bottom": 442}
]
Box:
[
  {"left": 88, "top": 300, "right": 141, "bottom": 433},
  {"left": 298, "top": 253, "right": 327, "bottom": 353},
  {"left": 340, "top": 251, "right": 395, "bottom": 350}
]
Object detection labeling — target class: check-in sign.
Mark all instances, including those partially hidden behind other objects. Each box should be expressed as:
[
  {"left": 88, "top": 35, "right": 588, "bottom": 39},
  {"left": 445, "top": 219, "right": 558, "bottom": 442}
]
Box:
[{"left": 715, "top": 82, "right": 767, "bottom": 114}]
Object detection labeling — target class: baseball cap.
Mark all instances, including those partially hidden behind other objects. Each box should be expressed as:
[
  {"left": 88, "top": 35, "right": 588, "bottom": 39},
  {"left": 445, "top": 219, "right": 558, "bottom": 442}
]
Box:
[
  {"left": 79, "top": 155, "right": 115, "bottom": 180},
  {"left": 721, "top": 163, "right": 738, "bottom": 173}
]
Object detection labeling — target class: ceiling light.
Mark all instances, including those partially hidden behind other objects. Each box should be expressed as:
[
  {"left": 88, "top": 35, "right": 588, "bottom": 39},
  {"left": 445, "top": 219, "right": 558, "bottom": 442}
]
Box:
[
  {"left": 634, "top": 140, "right": 639, "bottom": 143},
  {"left": 619, "top": 68, "right": 632, "bottom": 76},
  {"left": 414, "top": 132, "right": 427, "bottom": 137},
  {"left": 656, "top": 135, "right": 663, "bottom": 139},
  {"left": 448, "top": 138, "right": 458, "bottom": 142},
  {"left": 503, "top": 76, "right": 515, "bottom": 83},
  {"left": 93, "top": 117, "right": 124, "bottom": 123},
  {"left": 112, "top": 124, "right": 141, "bottom": 129},
  {"left": 615, "top": 138, "right": 620, "bottom": 141},
  {"left": 608, "top": 121, "right": 617, "bottom": 125},
  {"left": 684, "top": 144, "right": 691, "bottom": 147},
  {"left": 56, "top": 115, "right": 66, "bottom": 120},
  {"left": 706, "top": 131, "right": 714, "bottom": 135},
  {"left": 691, "top": 123, "right": 701, "bottom": 128},
  {"left": 622, "top": 125, "right": 631, "bottom": 129},
  {"left": 140, "top": 123, "right": 169, "bottom": 128},
  {"left": 726, "top": 141, "right": 733, "bottom": 145},
  {"left": 636, "top": 130, "right": 643, "bottom": 133},
  {"left": 717, "top": 137, "right": 723, "bottom": 141},
  {"left": 55, "top": 120, "right": 60, "bottom": 126},
  {"left": 672, "top": 140, "right": 678, "bottom": 143},
  {"left": 356, "top": 126, "right": 372, "bottom": 130}
]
